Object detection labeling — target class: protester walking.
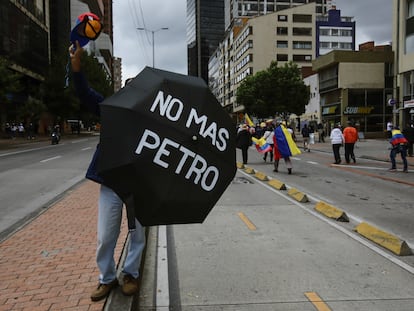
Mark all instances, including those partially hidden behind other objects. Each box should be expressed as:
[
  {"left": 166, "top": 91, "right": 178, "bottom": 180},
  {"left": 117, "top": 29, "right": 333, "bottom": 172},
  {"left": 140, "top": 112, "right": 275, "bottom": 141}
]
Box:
[
  {"left": 236, "top": 124, "right": 252, "bottom": 164},
  {"left": 70, "top": 40, "right": 146, "bottom": 301},
  {"left": 273, "top": 120, "right": 301, "bottom": 174},
  {"left": 262, "top": 124, "right": 274, "bottom": 162},
  {"left": 330, "top": 123, "right": 344, "bottom": 164},
  {"left": 301, "top": 124, "right": 310, "bottom": 152},
  {"left": 388, "top": 127, "right": 408, "bottom": 173},
  {"left": 343, "top": 121, "right": 358, "bottom": 164}
]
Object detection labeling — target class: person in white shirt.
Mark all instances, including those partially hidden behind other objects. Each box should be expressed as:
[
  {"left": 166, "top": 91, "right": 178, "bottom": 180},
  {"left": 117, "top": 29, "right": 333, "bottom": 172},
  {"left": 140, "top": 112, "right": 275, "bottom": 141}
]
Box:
[{"left": 330, "top": 123, "right": 344, "bottom": 164}]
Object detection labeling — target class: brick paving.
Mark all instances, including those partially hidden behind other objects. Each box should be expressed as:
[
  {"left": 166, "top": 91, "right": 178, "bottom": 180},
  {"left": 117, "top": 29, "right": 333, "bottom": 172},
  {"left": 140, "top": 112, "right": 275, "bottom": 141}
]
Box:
[{"left": 0, "top": 181, "right": 128, "bottom": 311}]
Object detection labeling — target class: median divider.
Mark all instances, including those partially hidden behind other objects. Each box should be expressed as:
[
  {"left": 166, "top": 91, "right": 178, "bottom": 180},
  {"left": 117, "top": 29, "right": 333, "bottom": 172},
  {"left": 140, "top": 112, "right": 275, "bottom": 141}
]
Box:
[
  {"left": 236, "top": 162, "right": 245, "bottom": 169},
  {"left": 354, "top": 222, "right": 412, "bottom": 256},
  {"left": 287, "top": 188, "right": 309, "bottom": 203},
  {"left": 314, "top": 201, "right": 349, "bottom": 222},
  {"left": 244, "top": 166, "right": 255, "bottom": 174}
]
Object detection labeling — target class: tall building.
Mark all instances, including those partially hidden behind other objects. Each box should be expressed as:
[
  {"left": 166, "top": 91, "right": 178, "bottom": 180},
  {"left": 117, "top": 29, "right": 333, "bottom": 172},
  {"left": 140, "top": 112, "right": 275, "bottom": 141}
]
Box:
[
  {"left": 0, "top": 0, "right": 50, "bottom": 124},
  {"left": 225, "top": 0, "right": 331, "bottom": 30},
  {"left": 393, "top": 0, "right": 414, "bottom": 126},
  {"left": 187, "top": 0, "right": 225, "bottom": 83},
  {"left": 316, "top": 7, "right": 355, "bottom": 57}
]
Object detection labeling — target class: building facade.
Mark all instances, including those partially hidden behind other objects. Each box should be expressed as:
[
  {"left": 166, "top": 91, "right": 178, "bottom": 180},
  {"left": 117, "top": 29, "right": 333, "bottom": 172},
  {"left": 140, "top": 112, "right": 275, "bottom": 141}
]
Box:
[
  {"left": 316, "top": 7, "right": 355, "bottom": 57},
  {"left": 393, "top": 0, "right": 414, "bottom": 127},
  {"left": 0, "top": 0, "right": 50, "bottom": 125},
  {"left": 312, "top": 48, "right": 394, "bottom": 137},
  {"left": 187, "top": 0, "right": 225, "bottom": 83}
]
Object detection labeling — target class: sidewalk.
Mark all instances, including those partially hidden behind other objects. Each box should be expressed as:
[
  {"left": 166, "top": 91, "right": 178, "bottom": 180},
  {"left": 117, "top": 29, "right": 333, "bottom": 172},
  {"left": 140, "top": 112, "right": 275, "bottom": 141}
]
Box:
[{"left": 0, "top": 181, "right": 129, "bottom": 311}]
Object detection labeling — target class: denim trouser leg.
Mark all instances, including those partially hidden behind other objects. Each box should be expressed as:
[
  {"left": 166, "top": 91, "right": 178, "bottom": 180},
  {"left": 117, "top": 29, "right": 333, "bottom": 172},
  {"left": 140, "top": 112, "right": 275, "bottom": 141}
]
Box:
[
  {"left": 97, "top": 185, "right": 123, "bottom": 283},
  {"left": 123, "top": 219, "right": 146, "bottom": 279},
  {"left": 390, "top": 149, "right": 397, "bottom": 169}
]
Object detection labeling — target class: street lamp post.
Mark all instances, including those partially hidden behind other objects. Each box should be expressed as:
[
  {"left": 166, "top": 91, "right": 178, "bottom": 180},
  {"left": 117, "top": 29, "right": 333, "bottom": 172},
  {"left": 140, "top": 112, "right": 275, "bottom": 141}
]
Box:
[{"left": 137, "top": 27, "right": 169, "bottom": 68}]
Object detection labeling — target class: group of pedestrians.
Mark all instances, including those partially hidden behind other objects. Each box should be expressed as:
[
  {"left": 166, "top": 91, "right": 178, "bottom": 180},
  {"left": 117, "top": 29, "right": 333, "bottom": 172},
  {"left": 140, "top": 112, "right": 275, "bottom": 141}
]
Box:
[
  {"left": 3, "top": 122, "right": 35, "bottom": 139},
  {"left": 329, "top": 121, "right": 358, "bottom": 165}
]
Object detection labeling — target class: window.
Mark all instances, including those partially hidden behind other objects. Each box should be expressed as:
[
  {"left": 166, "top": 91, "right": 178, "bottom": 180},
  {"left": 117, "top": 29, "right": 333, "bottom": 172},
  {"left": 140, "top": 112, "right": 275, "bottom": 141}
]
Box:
[
  {"left": 278, "top": 15, "right": 288, "bottom": 21},
  {"left": 320, "top": 42, "right": 329, "bottom": 48},
  {"left": 320, "top": 29, "right": 329, "bottom": 36},
  {"left": 331, "top": 29, "right": 339, "bottom": 36},
  {"left": 277, "top": 54, "right": 288, "bottom": 61},
  {"left": 293, "top": 54, "right": 312, "bottom": 62},
  {"left": 293, "top": 41, "right": 312, "bottom": 49},
  {"left": 277, "top": 27, "right": 288, "bottom": 35},
  {"left": 277, "top": 40, "right": 288, "bottom": 48},
  {"left": 293, "top": 14, "right": 312, "bottom": 23},
  {"left": 292, "top": 27, "right": 312, "bottom": 36}
]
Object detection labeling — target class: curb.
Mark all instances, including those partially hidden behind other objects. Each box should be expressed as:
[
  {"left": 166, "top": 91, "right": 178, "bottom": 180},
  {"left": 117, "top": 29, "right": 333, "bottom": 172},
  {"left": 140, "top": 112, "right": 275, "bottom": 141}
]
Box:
[
  {"left": 354, "top": 222, "right": 412, "bottom": 256},
  {"left": 236, "top": 161, "right": 413, "bottom": 256}
]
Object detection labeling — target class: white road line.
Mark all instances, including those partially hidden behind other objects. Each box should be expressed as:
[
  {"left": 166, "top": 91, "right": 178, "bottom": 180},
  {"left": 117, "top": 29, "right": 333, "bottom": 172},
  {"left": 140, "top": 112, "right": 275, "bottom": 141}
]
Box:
[
  {"left": 156, "top": 225, "right": 170, "bottom": 310},
  {"left": 306, "top": 161, "right": 319, "bottom": 165},
  {"left": 81, "top": 147, "right": 92, "bottom": 151},
  {"left": 239, "top": 169, "right": 414, "bottom": 275},
  {"left": 40, "top": 155, "right": 62, "bottom": 163}
]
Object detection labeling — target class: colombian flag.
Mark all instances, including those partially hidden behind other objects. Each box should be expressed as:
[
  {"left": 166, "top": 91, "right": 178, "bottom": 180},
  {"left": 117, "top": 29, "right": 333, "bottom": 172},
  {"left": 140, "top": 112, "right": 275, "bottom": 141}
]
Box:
[
  {"left": 390, "top": 129, "right": 408, "bottom": 146},
  {"left": 274, "top": 126, "right": 301, "bottom": 157},
  {"left": 244, "top": 113, "right": 254, "bottom": 127},
  {"left": 251, "top": 136, "right": 272, "bottom": 154}
]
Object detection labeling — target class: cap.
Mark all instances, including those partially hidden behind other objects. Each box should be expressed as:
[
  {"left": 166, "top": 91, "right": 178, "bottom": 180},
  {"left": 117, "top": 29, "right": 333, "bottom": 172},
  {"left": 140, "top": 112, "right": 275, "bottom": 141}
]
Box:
[{"left": 70, "top": 12, "right": 102, "bottom": 47}]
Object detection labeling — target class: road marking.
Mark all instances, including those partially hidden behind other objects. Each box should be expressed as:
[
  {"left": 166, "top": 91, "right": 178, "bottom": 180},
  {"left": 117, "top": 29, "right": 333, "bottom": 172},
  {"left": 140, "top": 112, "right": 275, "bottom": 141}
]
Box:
[
  {"left": 156, "top": 225, "right": 169, "bottom": 310},
  {"left": 81, "top": 147, "right": 92, "bottom": 151},
  {"left": 306, "top": 161, "right": 319, "bottom": 165},
  {"left": 40, "top": 155, "right": 62, "bottom": 163},
  {"left": 305, "top": 292, "right": 332, "bottom": 311},
  {"left": 239, "top": 169, "right": 414, "bottom": 275},
  {"left": 237, "top": 212, "right": 257, "bottom": 231}
]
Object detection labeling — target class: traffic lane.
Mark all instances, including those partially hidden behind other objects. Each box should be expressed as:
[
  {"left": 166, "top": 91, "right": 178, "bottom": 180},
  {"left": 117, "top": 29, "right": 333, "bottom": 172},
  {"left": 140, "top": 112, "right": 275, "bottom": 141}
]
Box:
[
  {"left": 243, "top": 149, "right": 414, "bottom": 249},
  {"left": 168, "top": 171, "right": 414, "bottom": 310},
  {"left": 0, "top": 138, "right": 97, "bottom": 238}
]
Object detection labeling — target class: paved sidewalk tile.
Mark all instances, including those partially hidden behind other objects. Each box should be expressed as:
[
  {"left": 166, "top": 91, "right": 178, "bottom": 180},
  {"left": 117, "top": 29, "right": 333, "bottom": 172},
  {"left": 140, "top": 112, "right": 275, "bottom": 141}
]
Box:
[{"left": 0, "top": 181, "right": 128, "bottom": 311}]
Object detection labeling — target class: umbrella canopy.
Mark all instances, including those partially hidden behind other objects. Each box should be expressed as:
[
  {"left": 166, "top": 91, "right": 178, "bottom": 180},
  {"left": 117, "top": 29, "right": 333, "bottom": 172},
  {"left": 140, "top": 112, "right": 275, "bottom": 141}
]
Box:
[{"left": 97, "top": 67, "right": 237, "bottom": 226}]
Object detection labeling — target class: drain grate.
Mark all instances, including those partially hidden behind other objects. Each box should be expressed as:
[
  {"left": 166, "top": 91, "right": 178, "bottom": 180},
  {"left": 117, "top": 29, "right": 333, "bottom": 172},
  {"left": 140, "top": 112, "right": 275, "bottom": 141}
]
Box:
[{"left": 232, "top": 177, "right": 254, "bottom": 184}]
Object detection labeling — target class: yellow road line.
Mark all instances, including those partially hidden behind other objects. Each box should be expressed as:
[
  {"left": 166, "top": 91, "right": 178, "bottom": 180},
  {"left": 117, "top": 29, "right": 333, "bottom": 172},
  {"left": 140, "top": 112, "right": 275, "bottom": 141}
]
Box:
[
  {"left": 304, "top": 292, "right": 332, "bottom": 311},
  {"left": 237, "top": 212, "right": 257, "bottom": 231}
]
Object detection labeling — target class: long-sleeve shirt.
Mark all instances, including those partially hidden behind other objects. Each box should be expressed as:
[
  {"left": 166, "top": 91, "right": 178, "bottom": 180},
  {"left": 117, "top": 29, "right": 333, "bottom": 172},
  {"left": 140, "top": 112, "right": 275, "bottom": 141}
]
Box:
[{"left": 330, "top": 128, "right": 344, "bottom": 144}]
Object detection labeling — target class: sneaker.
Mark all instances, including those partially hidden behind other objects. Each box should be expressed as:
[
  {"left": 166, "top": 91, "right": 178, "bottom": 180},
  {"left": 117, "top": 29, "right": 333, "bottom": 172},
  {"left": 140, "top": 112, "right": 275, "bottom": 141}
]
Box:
[
  {"left": 122, "top": 274, "right": 139, "bottom": 296},
  {"left": 90, "top": 279, "right": 118, "bottom": 301},
  {"left": 403, "top": 169, "right": 408, "bottom": 173},
  {"left": 273, "top": 169, "right": 278, "bottom": 172},
  {"left": 388, "top": 168, "right": 397, "bottom": 172},
  {"left": 288, "top": 168, "right": 292, "bottom": 174}
]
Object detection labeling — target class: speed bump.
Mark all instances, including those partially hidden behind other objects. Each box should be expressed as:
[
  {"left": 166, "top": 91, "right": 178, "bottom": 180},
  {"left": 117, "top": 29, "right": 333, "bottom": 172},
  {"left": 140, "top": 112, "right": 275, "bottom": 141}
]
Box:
[
  {"left": 254, "top": 171, "right": 268, "bottom": 181},
  {"left": 315, "top": 201, "right": 349, "bottom": 222},
  {"left": 287, "top": 188, "right": 309, "bottom": 203},
  {"left": 354, "top": 222, "right": 412, "bottom": 256},
  {"left": 268, "top": 179, "right": 286, "bottom": 190},
  {"left": 236, "top": 162, "right": 244, "bottom": 169}
]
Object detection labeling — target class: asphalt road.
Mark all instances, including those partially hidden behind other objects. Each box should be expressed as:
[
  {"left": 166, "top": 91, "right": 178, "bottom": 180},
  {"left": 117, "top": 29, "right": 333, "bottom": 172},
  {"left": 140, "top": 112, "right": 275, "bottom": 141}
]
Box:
[{"left": 0, "top": 135, "right": 98, "bottom": 241}]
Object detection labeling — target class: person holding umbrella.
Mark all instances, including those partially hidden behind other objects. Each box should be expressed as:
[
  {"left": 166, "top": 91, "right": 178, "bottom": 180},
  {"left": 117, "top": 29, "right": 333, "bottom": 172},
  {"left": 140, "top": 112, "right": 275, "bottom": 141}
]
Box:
[{"left": 69, "top": 41, "right": 145, "bottom": 301}]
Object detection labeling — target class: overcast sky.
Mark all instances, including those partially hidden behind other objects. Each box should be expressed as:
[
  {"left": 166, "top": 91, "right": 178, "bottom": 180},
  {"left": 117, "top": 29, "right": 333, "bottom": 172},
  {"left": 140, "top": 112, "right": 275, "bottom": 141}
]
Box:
[{"left": 113, "top": 0, "right": 393, "bottom": 84}]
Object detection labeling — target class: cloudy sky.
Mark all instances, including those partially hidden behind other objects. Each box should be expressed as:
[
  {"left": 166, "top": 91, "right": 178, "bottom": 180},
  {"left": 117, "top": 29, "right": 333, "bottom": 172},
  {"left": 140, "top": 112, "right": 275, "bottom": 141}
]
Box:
[{"left": 113, "top": 0, "right": 393, "bottom": 84}]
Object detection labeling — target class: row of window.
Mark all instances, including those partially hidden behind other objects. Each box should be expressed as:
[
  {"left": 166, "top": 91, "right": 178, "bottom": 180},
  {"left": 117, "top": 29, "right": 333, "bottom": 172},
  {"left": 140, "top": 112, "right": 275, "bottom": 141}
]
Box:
[
  {"left": 277, "top": 54, "right": 312, "bottom": 61},
  {"left": 319, "top": 28, "right": 353, "bottom": 36},
  {"left": 319, "top": 42, "right": 352, "bottom": 49},
  {"left": 277, "top": 27, "right": 312, "bottom": 36}
]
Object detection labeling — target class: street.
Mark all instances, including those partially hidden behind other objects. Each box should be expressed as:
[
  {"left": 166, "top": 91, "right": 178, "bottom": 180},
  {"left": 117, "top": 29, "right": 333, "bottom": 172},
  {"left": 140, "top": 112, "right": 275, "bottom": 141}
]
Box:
[{"left": 0, "top": 135, "right": 98, "bottom": 241}]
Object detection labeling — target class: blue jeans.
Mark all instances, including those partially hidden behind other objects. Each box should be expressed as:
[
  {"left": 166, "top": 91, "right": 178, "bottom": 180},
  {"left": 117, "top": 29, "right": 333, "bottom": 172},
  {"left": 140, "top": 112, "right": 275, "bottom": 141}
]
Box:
[
  {"left": 97, "top": 185, "right": 146, "bottom": 284},
  {"left": 390, "top": 145, "right": 408, "bottom": 171}
]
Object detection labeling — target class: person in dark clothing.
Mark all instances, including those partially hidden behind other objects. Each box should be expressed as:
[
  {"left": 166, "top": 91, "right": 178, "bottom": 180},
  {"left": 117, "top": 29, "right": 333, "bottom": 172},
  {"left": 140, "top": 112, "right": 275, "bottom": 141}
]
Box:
[
  {"left": 236, "top": 124, "right": 252, "bottom": 164},
  {"left": 301, "top": 124, "right": 310, "bottom": 152},
  {"left": 403, "top": 123, "right": 414, "bottom": 157},
  {"left": 69, "top": 41, "right": 145, "bottom": 302}
]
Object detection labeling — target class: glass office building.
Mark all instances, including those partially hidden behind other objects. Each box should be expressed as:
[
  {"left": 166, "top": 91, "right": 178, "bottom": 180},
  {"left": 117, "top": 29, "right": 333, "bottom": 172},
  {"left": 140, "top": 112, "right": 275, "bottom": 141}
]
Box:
[{"left": 187, "top": 0, "right": 225, "bottom": 83}]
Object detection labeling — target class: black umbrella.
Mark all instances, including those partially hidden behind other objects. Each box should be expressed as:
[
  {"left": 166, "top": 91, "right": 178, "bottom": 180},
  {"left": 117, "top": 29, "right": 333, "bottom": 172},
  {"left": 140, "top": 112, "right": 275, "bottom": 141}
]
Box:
[{"left": 97, "top": 67, "right": 237, "bottom": 227}]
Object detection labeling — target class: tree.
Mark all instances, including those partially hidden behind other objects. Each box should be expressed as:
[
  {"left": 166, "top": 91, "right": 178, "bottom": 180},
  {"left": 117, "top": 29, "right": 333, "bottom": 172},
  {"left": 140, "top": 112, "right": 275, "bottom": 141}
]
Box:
[
  {"left": 42, "top": 50, "right": 113, "bottom": 125},
  {"left": 0, "top": 57, "right": 23, "bottom": 123},
  {"left": 236, "top": 61, "right": 309, "bottom": 119}
]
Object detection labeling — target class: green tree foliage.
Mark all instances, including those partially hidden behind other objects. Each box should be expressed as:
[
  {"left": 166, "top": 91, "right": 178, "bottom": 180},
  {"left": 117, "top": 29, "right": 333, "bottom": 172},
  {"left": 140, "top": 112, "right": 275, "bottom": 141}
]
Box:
[
  {"left": 236, "top": 61, "right": 310, "bottom": 118},
  {"left": 42, "top": 50, "right": 113, "bottom": 123},
  {"left": 0, "top": 57, "right": 23, "bottom": 118}
]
